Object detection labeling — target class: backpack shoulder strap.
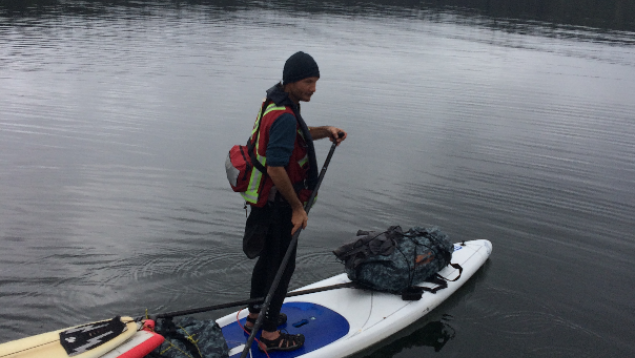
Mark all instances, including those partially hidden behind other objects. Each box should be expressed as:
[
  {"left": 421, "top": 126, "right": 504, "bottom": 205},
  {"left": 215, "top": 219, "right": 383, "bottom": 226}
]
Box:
[{"left": 246, "top": 99, "right": 272, "bottom": 174}]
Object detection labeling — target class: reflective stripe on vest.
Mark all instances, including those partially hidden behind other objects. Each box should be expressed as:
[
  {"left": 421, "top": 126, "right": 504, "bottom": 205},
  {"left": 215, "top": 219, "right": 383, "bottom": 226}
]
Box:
[
  {"left": 296, "top": 129, "right": 309, "bottom": 167},
  {"left": 240, "top": 102, "right": 288, "bottom": 204}
]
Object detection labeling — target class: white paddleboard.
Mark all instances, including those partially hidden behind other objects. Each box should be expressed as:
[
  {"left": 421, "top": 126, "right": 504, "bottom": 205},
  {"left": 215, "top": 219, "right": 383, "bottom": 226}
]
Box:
[{"left": 218, "top": 239, "right": 492, "bottom": 358}]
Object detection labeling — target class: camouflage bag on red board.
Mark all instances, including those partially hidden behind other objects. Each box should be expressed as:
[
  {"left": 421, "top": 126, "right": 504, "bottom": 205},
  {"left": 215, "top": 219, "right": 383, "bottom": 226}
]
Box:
[{"left": 150, "top": 317, "right": 229, "bottom": 358}]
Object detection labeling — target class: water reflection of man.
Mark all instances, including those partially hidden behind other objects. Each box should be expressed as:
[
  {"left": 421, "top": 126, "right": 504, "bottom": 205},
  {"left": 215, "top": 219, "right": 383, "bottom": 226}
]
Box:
[{"left": 242, "top": 51, "right": 347, "bottom": 353}]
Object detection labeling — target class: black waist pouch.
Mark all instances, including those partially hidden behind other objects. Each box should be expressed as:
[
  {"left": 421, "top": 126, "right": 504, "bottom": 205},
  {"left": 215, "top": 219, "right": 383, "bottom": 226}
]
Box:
[{"left": 243, "top": 205, "right": 272, "bottom": 259}]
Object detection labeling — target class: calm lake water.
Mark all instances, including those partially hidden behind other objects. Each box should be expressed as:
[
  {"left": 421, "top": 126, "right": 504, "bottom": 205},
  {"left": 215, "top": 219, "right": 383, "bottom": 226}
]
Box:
[{"left": 1, "top": 1, "right": 635, "bottom": 357}]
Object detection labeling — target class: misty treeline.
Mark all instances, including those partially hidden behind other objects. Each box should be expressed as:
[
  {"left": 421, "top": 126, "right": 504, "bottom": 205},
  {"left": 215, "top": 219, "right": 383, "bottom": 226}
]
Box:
[
  {"left": 434, "top": 0, "right": 634, "bottom": 30},
  {"left": 1, "top": 0, "right": 634, "bottom": 31}
]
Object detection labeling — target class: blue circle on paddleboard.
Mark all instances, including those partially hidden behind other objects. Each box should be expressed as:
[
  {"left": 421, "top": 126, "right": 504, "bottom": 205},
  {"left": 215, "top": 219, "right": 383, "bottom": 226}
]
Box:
[{"left": 222, "top": 302, "right": 350, "bottom": 357}]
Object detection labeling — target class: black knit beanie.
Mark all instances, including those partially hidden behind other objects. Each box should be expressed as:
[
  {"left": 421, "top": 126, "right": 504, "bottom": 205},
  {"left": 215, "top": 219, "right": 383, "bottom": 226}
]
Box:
[{"left": 282, "top": 51, "right": 320, "bottom": 85}]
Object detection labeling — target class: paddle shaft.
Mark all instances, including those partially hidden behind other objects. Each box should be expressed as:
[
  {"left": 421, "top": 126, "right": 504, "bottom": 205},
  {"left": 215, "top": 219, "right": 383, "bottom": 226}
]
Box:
[
  {"left": 153, "top": 282, "right": 353, "bottom": 320},
  {"left": 239, "top": 134, "right": 343, "bottom": 358}
]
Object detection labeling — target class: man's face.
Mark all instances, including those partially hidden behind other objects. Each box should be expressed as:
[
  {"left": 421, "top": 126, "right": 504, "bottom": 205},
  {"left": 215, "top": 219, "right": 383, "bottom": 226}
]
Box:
[{"left": 286, "top": 77, "right": 319, "bottom": 103}]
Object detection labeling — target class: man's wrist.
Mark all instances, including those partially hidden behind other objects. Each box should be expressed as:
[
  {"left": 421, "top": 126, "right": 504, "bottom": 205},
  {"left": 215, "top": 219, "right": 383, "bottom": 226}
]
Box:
[
  {"left": 290, "top": 200, "right": 305, "bottom": 211},
  {"left": 309, "top": 126, "right": 331, "bottom": 140}
]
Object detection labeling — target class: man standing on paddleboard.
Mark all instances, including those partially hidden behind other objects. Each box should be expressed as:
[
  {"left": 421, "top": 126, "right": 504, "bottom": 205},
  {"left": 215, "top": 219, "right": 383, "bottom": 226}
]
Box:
[{"left": 241, "top": 51, "right": 347, "bottom": 352}]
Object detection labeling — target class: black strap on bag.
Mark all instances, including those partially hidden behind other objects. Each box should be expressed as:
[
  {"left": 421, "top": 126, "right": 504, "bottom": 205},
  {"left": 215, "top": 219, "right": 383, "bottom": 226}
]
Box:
[{"left": 402, "top": 263, "right": 464, "bottom": 300}]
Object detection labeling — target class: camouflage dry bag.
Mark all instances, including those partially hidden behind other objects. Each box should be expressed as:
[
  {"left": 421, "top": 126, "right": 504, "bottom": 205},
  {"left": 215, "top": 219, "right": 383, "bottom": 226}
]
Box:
[{"left": 333, "top": 225, "right": 460, "bottom": 298}]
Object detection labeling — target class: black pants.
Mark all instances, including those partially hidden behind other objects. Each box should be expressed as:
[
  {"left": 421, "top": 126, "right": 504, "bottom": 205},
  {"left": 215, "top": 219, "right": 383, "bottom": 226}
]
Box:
[{"left": 247, "top": 203, "right": 296, "bottom": 332}]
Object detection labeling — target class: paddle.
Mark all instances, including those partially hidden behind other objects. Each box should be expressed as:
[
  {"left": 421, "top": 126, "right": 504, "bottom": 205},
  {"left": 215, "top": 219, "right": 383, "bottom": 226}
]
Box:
[
  {"left": 149, "top": 282, "right": 353, "bottom": 320},
  {"left": 239, "top": 132, "right": 344, "bottom": 358}
]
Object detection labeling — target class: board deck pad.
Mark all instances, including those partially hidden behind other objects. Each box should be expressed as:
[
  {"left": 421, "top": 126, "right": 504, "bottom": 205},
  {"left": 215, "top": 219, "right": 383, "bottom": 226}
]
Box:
[
  {"left": 59, "top": 316, "right": 127, "bottom": 356},
  {"left": 222, "top": 302, "right": 349, "bottom": 357}
]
